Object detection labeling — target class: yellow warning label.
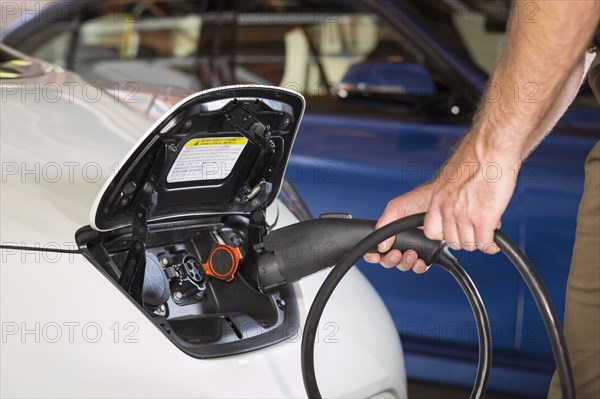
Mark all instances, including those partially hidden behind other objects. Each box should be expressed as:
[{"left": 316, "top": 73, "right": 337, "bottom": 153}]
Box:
[
  {"left": 184, "top": 137, "right": 248, "bottom": 147},
  {"left": 167, "top": 136, "right": 248, "bottom": 183}
]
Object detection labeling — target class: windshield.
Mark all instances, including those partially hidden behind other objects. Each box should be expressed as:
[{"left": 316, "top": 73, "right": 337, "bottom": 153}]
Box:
[
  {"left": 21, "top": 1, "right": 429, "bottom": 97},
  {"left": 8, "top": 0, "right": 596, "bottom": 107}
]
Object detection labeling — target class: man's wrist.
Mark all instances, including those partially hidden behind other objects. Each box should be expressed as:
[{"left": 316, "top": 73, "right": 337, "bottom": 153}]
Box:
[{"left": 471, "top": 119, "right": 529, "bottom": 164}]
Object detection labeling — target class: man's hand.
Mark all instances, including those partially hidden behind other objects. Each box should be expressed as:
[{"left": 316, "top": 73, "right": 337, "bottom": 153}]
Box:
[
  {"left": 423, "top": 134, "right": 514, "bottom": 254},
  {"left": 363, "top": 182, "right": 433, "bottom": 274},
  {"left": 364, "top": 133, "right": 516, "bottom": 273}
]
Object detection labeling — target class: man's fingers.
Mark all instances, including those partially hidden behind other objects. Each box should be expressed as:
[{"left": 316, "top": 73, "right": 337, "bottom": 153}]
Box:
[
  {"left": 475, "top": 218, "right": 501, "bottom": 254},
  {"left": 423, "top": 206, "right": 443, "bottom": 241},
  {"left": 482, "top": 241, "right": 501, "bottom": 255},
  {"left": 441, "top": 212, "right": 461, "bottom": 250},
  {"left": 413, "top": 259, "right": 430, "bottom": 274},
  {"left": 364, "top": 253, "right": 381, "bottom": 264},
  {"left": 376, "top": 201, "right": 403, "bottom": 252},
  {"left": 396, "top": 249, "right": 418, "bottom": 271},
  {"left": 380, "top": 249, "right": 403, "bottom": 268},
  {"left": 457, "top": 220, "right": 476, "bottom": 251}
]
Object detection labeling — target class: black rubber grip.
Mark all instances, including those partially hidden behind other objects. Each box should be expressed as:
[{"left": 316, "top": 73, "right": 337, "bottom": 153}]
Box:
[{"left": 257, "top": 218, "right": 445, "bottom": 291}]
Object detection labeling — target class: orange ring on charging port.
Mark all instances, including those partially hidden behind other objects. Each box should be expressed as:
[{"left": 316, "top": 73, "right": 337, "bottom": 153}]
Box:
[{"left": 203, "top": 244, "right": 241, "bottom": 282}]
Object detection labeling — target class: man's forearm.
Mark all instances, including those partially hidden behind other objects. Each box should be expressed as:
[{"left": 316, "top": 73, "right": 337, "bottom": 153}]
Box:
[
  {"left": 520, "top": 51, "right": 596, "bottom": 157},
  {"left": 473, "top": 0, "right": 599, "bottom": 162}
]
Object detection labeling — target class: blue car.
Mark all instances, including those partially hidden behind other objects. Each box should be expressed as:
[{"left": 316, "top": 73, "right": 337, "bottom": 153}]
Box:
[{"left": 4, "top": 0, "right": 599, "bottom": 396}]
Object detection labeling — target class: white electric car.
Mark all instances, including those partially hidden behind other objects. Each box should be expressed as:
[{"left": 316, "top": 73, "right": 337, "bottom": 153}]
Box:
[{"left": 0, "top": 45, "right": 407, "bottom": 398}]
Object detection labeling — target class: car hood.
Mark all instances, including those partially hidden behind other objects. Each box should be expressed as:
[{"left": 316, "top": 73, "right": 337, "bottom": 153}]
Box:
[{"left": 0, "top": 67, "right": 153, "bottom": 249}]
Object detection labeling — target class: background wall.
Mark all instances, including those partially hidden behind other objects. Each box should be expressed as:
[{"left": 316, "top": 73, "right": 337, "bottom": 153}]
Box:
[{"left": 0, "top": 0, "right": 54, "bottom": 36}]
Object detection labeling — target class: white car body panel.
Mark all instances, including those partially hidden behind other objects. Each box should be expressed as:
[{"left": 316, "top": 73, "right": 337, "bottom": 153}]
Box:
[
  {"left": 0, "top": 68, "right": 151, "bottom": 248},
  {"left": 0, "top": 57, "right": 407, "bottom": 398}
]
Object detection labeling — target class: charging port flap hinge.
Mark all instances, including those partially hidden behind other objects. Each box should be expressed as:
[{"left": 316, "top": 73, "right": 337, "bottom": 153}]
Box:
[
  {"left": 118, "top": 143, "right": 166, "bottom": 305},
  {"left": 118, "top": 207, "right": 148, "bottom": 305},
  {"left": 224, "top": 101, "right": 271, "bottom": 146}
]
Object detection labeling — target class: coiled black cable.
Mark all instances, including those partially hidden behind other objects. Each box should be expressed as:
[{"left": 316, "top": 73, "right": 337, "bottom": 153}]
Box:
[
  {"left": 437, "top": 250, "right": 491, "bottom": 399},
  {"left": 494, "top": 231, "right": 574, "bottom": 399},
  {"left": 301, "top": 213, "right": 574, "bottom": 399},
  {"left": 300, "top": 214, "right": 490, "bottom": 399}
]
